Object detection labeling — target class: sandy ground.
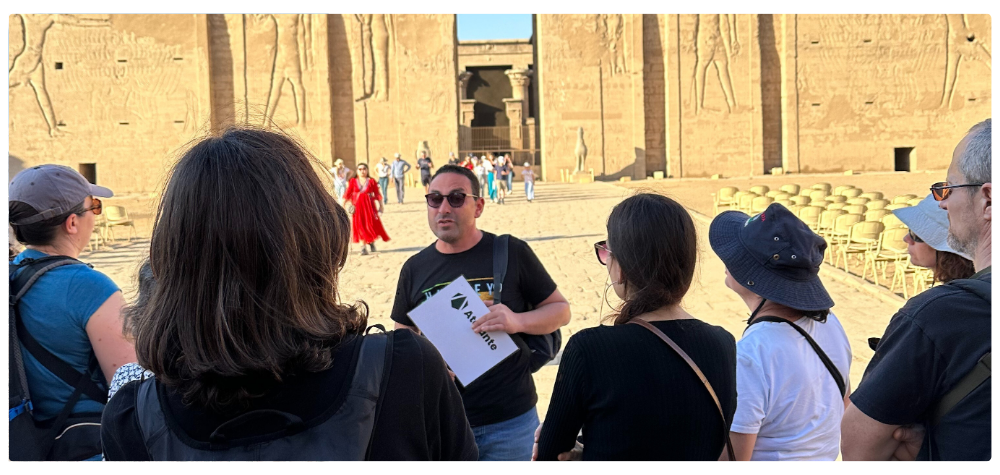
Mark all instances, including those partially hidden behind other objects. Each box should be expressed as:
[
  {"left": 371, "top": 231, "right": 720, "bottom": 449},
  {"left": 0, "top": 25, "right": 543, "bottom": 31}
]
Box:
[{"left": 79, "top": 171, "right": 939, "bottom": 421}]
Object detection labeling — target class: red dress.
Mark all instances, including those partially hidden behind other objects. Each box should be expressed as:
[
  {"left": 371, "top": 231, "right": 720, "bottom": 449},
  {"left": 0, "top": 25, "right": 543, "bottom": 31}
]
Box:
[{"left": 345, "top": 177, "right": 390, "bottom": 244}]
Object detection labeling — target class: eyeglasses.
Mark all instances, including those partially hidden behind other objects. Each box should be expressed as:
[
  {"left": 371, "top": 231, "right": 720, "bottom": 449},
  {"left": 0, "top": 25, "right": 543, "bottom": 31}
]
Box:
[
  {"left": 908, "top": 230, "right": 924, "bottom": 243},
  {"left": 594, "top": 240, "right": 612, "bottom": 266},
  {"left": 929, "top": 181, "right": 984, "bottom": 201},
  {"left": 82, "top": 198, "right": 103, "bottom": 216},
  {"left": 425, "top": 192, "right": 479, "bottom": 208}
]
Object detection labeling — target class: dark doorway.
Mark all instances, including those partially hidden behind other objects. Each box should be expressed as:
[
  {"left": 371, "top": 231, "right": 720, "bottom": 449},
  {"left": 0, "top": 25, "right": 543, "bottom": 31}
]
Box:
[
  {"left": 467, "top": 66, "right": 513, "bottom": 127},
  {"left": 79, "top": 163, "right": 97, "bottom": 184},
  {"left": 894, "top": 147, "right": 914, "bottom": 172}
]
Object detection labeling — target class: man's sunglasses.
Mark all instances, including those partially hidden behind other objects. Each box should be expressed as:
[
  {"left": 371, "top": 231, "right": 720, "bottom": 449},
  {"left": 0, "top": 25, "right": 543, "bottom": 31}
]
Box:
[
  {"left": 594, "top": 240, "right": 612, "bottom": 266},
  {"left": 929, "top": 181, "right": 984, "bottom": 201},
  {"left": 82, "top": 198, "right": 103, "bottom": 216},
  {"left": 908, "top": 230, "right": 923, "bottom": 243},
  {"left": 425, "top": 192, "right": 479, "bottom": 208}
]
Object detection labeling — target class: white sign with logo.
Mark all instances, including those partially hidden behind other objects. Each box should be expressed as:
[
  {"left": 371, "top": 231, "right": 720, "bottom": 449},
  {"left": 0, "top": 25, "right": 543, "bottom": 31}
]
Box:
[{"left": 407, "top": 275, "right": 519, "bottom": 385}]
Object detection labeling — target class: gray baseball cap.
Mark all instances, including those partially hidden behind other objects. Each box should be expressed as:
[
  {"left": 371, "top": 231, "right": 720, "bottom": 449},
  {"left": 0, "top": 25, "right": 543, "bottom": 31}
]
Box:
[{"left": 9, "top": 164, "right": 113, "bottom": 225}]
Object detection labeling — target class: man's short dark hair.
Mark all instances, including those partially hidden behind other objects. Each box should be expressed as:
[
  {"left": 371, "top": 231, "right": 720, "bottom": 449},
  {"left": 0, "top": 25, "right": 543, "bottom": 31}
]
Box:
[{"left": 430, "top": 165, "right": 480, "bottom": 197}]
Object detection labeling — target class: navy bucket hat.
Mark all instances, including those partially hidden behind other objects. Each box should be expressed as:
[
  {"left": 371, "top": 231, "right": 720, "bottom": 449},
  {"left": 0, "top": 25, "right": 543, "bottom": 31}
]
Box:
[{"left": 709, "top": 202, "right": 834, "bottom": 311}]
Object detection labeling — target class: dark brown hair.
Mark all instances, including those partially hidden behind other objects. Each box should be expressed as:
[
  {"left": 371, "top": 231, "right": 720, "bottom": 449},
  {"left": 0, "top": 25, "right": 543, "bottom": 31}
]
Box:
[
  {"left": 130, "top": 127, "right": 366, "bottom": 414},
  {"left": 431, "top": 164, "right": 480, "bottom": 197},
  {"left": 9, "top": 201, "right": 86, "bottom": 246},
  {"left": 604, "top": 193, "right": 698, "bottom": 325},
  {"left": 935, "top": 250, "right": 976, "bottom": 283}
]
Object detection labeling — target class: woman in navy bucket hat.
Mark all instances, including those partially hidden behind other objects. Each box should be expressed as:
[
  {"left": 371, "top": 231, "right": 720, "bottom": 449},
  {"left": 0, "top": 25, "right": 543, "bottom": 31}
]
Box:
[{"left": 709, "top": 202, "right": 852, "bottom": 461}]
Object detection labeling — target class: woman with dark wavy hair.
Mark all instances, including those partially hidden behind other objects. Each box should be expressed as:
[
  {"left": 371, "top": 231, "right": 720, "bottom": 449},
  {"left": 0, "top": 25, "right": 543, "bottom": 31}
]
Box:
[
  {"left": 535, "top": 193, "right": 737, "bottom": 460},
  {"left": 100, "top": 127, "right": 477, "bottom": 461}
]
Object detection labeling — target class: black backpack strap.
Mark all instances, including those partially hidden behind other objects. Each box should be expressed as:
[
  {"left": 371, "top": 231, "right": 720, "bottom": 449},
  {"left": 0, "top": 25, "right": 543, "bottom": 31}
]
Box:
[
  {"left": 364, "top": 329, "right": 394, "bottom": 460},
  {"left": 492, "top": 234, "right": 510, "bottom": 305},
  {"left": 10, "top": 257, "right": 108, "bottom": 405},
  {"left": 750, "top": 316, "right": 847, "bottom": 397}
]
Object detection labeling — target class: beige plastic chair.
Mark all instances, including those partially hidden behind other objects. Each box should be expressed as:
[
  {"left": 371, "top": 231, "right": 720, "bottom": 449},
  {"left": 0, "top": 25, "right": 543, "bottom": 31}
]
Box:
[
  {"left": 842, "top": 204, "right": 867, "bottom": 216},
  {"left": 780, "top": 184, "right": 801, "bottom": 195},
  {"left": 859, "top": 191, "right": 884, "bottom": 201},
  {"left": 907, "top": 197, "right": 924, "bottom": 207},
  {"left": 750, "top": 185, "right": 770, "bottom": 196},
  {"left": 811, "top": 182, "right": 833, "bottom": 193},
  {"left": 863, "top": 226, "right": 910, "bottom": 286},
  {"left": 826, "top": 213, "right": 865, "bottom": 263},
  {"left": 103, "top": 205, "right": 138, "bottom": 242},
  {"left": 797, "top": 187, "right": 814, "bottom": 197},
  {"left": 772, "top": 192, "right": 792, "bottom": 201},
  {"left": 884, "top": 203, "right": 909, "bottom": 211},
  {"left": 713, "top": 186, "right": 739, "bottom": 215},
  {"left": 881, "top": 213, "right": 905, "bottom": 230},
  {"left": 738, "top": 193, "right": 759, "bottom": 214},
  {"left": 825, "top": 195, "right": 847, "bottom": 204},
  {"left": 835, "top": 221, "right": 884, "bottom": 274},
  {"left": 751, "top": 196, "right": 775, "bottom": 214},
  {"left": 786, "top": 205, "right": 805, "bottom": 216},
  {"left": 826, "top": 202, "right": 847, "bottom": 211},
  {"left": 865, "top": 209, "right": 892, "bottom": 223},
  {"left": 833, "top": 185, "right": 855, "bottom": 196},
  {"left": 818, "top": 209, "right": 847, "bottom": 236},
  {"left": 841, "top": 188, "right": 864, "bottom": 198},
  {"left": 798, "top": 205, "right": 825, "bottom": 231},
  {"left": 774, "top": 199, "right": 793, "bottom": 208},
  {"left": 765, "top": 190, "right": 783, "bottom": 198},
  {"left": 809, "top": 189, "right": 830, "bottom": 202},
  {"left": 866, "top": 199, "right": 890, "bottom": 210},
  {"left": 790, "top": 195, "right": 812, "bottom": 206},
  {"left": 892, "top": 194, "right": 918, "bottom": 204},
  {"left": 846, "top": 197, "right": 870, "bottom": 206}
]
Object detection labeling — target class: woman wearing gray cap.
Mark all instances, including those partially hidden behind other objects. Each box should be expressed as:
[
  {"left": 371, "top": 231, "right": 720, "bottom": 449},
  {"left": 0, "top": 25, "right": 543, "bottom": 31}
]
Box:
[
  {"left": 8, "top": 164, "right": 136, "bottom": 460},
  {"left": 894, "top": 194, "right": 975, "bottom": 285},
  {"left": 709, "top": 202, "right": 851, "bottom": 460}
]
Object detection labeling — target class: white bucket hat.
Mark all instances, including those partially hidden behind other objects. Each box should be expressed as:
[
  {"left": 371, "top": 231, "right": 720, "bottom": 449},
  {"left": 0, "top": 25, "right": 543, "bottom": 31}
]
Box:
[{"left": 892, "top": 194, "right": 971, "bottom": 260}]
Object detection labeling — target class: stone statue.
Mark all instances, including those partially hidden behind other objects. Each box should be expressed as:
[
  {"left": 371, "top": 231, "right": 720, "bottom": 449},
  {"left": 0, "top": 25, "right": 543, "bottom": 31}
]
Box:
[
  {"left": 9, "top": 14, "right": 109, "bottom": 137},
  {"left": 416, "top": 140, "right": 431, "bottom": 160},
  {"left": 574, "top": 127, "right": 588, "bottom": 172}
]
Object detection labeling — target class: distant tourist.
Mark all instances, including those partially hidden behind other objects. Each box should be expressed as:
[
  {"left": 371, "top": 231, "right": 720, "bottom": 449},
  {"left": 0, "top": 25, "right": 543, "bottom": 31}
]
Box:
[
  {"left": 344, "top": 162, "right": 390, "bottom": 255},
  {"left": 417, "top": 151, "right": 434, "bottom": 194},
  {"left": 842, "top": 119, "right": 991, "bottom": 461},
  {"left": 710, "top": 202, "right": 851, "bottom": 460},
  {"left": 100, "top": 128, "right": 477, "bottom": 461},
  {"left": 483, "top": 154, "right": 497, "bottom": 202},
  {"left": 495, "top": 156, "right": 510, "bottom": 205},
  {"left": 330, "top": 158, "right": 351, "bottom": 204},
  {"left": 504, "top": 156, "right": 515, "bottom": 195},
  {"left": 522, "top": 162, "right": 536, "bottom": 202},
  {"left": 375, "top": 157, "right": 391, "bottom": 205},
  {"left": 535, "top": 194, "right": 736, "bottom": 461},
  {"left": 391, "top": 152, "right": 412, "bottom": 204}
]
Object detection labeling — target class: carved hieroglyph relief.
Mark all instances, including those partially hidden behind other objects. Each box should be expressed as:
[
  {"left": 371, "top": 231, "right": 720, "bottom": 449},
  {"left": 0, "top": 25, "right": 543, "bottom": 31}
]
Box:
[
  {"left": 693, "top": 14, "right": 740, "bottom": 114},
  {"left": 350, "top": 14, "right": 394, "bottom": 102},
  {"left": 599, "top": 14, "right": 627, "bottom": 76},
  {"left": 941, "top": 14, "right": 991, "bottom": 108},
  {"left": 251, "top": 14, "right": 309, "bottom": 125},
  {"left": 9, "top": 14, "right": 110, "bottom": 137}
]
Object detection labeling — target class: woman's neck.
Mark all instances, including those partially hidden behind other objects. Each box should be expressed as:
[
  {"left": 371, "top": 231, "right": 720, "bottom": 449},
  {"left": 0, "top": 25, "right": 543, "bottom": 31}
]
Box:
[
  {"left": 27, "top": 239, "right": 80, "bottom": 259},
  {"left": 634, "top": 304, "right": 693, "bottom": 322},
  {"left": 747, "top": 299, "right": 802, "bottom": 324}
]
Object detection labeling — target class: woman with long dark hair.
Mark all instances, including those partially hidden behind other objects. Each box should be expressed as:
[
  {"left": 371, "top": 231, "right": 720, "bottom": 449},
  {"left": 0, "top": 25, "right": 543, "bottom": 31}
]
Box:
[
  {"left": 535, "top": 193, "right": 737, "bottom": 461},
  {"left": 344, "top": 162, "right": 389, "bottom": 255},
  {"left": 100, "top": 127, "right": 476, "bottom": 461}
]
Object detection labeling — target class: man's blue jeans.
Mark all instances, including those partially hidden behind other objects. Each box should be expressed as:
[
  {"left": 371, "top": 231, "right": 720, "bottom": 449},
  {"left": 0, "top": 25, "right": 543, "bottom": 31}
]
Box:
[
  {"left": 472, "top": 407, "right": 539, "bottom": 461},
  {"left": 378, "top": 177, "right": 389, "bottom": 204}
]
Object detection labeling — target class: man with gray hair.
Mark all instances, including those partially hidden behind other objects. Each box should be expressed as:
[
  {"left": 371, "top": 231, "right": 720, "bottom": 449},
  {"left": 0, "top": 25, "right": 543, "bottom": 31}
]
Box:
[{"left": 842, "top": 119, "right": 991, "bottom": 461}]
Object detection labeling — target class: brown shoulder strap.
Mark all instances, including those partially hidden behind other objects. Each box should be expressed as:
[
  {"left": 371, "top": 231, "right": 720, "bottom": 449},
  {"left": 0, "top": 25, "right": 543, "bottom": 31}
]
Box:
[{"left": 629, "top": 318, "right": 737, "bottom": 461}]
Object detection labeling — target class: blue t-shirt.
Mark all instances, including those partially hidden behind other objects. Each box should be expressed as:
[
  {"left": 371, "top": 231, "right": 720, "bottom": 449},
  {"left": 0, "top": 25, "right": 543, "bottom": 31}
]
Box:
[{"left": 12, "top": 249, "right": 120, "bottom": 419}]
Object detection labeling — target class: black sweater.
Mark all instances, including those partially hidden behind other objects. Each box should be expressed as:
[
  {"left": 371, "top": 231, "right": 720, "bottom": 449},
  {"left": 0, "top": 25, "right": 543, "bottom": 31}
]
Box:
[
  {"left": 101, "top": 330, "right": 478, "bottom": 461},
  {"left": 536, "top": 319, "right": 737, "bottom": 461}
]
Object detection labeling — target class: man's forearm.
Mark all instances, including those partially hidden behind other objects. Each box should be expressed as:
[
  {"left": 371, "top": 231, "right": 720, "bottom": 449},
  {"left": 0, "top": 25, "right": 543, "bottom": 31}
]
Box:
[
  {"left": 841, "top": 402, "right": 900, "bottom": 460},
  {"left": 513, "top": 301, "right": 570, "bottom": 335}
]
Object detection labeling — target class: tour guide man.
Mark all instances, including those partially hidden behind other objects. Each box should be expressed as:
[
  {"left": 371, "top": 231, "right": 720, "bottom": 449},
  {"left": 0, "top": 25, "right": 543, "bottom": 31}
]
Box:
[{"left": 391, "top": 164, "right": 571, "bottom": 461}]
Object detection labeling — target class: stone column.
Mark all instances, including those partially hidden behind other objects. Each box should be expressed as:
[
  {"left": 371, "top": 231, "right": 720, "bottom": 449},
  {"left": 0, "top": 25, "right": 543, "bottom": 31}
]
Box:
[
  {"left": 458, "top": 70, "right": 473, "bottom": 100},
  {"left": 505, "top": 68, "right": 532, "bottom": 102},
  {"left": 460, "top": 99, "right": 476, "bottom": 127},
  {"left": 504, "top": 69, "right": 532, "bottom": 149}
]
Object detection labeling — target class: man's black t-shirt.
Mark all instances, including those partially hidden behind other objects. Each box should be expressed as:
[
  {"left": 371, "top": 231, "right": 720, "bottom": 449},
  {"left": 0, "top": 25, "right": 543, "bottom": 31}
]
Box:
[
  {"left": 418, "top": 158, "right": 433, "bottom": 176},
  {"left": 850, "top": 272, "right": 991, "bottom": 460},
  {"left": 390, "top": 232, "right": 558, "bottom": 427},
  {"left": 101, "top": 331, "right": 478, "bottom": 461}
]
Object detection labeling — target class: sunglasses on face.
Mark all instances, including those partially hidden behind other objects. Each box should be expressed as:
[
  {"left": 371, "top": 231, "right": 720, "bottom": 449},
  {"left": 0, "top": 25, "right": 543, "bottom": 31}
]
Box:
[
  {"left": 425, "top": 192, "right": 479, "bottom": 208},
  {"left": 594, "top": 240, "right": 612, "bottom": 266},
  {"left": 83, "top": 198, "right": 103, "bottom": 216},
  {"left": 908, "top": 230, "right": 924, "bottom": 243},
  {"left": 929, "top": 181, "right": 984, "bottom": 201}
]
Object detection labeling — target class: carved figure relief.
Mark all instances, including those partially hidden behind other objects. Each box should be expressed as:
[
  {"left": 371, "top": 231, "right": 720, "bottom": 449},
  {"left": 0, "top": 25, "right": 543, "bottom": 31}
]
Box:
[
  {"left": 599, "top": 14, "right": 627, "bottom": 76},
  {"left": 574, "top": 127, "right": 588, "bottom": 172},
  {"left": 9, "top": 14, "right": 109, "bottom": 137},
  {"left": 351, "top": 14, "right": 394, "bottom": 102},
  {"left": 416, "top": 140, "right": 431, "bottom": 160},
  {"left": 693, "top": 14, "right": 740, "bottom": 114},
  {"left": 259, "top": 14, "right": 308, "bottom": 125},
  {"left": 941, "top": 14, "right": 991, "bottom": 108}
]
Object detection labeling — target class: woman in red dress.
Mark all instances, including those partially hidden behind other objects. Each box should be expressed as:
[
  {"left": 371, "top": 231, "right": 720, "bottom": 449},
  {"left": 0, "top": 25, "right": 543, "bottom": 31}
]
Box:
[{"left": 344, "top": 163, "right": 389, "bottom": 255}]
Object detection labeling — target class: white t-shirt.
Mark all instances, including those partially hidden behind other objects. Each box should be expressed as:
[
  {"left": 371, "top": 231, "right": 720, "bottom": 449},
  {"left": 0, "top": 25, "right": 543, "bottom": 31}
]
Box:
[{"left": 731, "top": 312, "right": 852, "bottom": 461}]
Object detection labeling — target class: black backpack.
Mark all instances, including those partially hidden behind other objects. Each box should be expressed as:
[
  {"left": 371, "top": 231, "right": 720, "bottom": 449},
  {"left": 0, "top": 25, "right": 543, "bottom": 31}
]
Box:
[
  {"left": 9, "top": 256, "right": 108, "bottom": 461},
  {"left": 492, "top": 234, "right": 562, "bottom": 373}
]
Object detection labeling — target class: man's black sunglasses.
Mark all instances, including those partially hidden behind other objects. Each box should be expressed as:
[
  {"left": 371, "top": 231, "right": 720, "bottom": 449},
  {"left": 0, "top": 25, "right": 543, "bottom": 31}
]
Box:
[{"left": 425, "top": 192, "right": 480, "bottom": 208}]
